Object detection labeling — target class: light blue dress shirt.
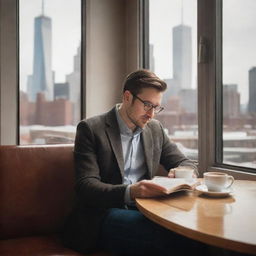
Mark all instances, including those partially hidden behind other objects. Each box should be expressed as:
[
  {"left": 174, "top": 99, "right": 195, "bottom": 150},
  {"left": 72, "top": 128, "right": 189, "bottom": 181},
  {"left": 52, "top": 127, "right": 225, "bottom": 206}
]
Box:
[{"left": 115, "top": 105, "right": 148, "bottom": 205}]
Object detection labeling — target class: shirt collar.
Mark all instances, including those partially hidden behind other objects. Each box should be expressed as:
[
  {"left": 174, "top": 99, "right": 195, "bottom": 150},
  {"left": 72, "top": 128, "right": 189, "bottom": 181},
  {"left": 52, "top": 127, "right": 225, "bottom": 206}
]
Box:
[{"left": 115, "top": 104, "right": 143, "bottom": 136}]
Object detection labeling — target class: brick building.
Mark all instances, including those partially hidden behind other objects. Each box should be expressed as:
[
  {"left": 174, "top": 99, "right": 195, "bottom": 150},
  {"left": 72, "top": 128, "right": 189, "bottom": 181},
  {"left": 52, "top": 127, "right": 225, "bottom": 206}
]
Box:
[{"left": 20, "top": 92, "right": 73, "bottom": 126}]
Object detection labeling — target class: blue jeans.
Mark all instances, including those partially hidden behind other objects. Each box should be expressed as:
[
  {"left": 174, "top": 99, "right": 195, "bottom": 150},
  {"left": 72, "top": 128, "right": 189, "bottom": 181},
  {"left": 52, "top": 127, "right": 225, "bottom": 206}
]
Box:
[{"left": 98, "top": 208, "right": 205, "bottom": 256}]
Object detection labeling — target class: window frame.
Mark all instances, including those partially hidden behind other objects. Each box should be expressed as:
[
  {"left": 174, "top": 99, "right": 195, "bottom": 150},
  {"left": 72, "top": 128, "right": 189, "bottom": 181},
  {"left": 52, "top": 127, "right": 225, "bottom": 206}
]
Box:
[
  {"left": 143, "top": 0, "right": 256, "bottom": 179},
  {"left": 0, "top": 0, "right": 18, "bottom": 145},
  {"left": 0, "top": 0, "right": 85, "bottom": 145}
]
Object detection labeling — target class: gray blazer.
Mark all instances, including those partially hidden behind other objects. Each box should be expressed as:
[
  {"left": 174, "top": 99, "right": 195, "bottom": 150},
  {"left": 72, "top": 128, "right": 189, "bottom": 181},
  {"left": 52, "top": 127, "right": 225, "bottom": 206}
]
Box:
[{"left": 62, "top": 107, "right": 196, "bottom": 253}]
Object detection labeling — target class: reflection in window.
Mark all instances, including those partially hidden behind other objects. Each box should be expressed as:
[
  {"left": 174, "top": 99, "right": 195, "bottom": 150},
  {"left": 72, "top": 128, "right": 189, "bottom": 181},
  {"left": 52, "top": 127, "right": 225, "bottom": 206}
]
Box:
[
  {"left": 19, "top": 0, "right": 81, "bottom": 144},
  {"left": 147, "top": 0, "right": 198, "bottom": 160},
  {"left": 223, "top": 0, "right": 256, "bottom": 169}
]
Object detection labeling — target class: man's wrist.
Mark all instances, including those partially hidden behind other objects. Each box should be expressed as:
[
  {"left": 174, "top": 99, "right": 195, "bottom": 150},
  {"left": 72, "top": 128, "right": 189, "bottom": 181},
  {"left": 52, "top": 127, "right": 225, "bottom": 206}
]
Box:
[{"left": 124, "top": 184, "right": 135, "bottom": 204}]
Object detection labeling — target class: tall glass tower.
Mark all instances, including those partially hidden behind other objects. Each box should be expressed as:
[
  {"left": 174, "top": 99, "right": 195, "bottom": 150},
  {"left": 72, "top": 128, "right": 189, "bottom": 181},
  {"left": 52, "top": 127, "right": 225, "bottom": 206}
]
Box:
[
  {"left": 248, "top": 67, "right": 256, "bottom": 113},
  {"left": 28, "top": 1, "right": 54, "bottom": 102},
  {"left": 172, "top": 24, "right": 192, "bottom": 90}
]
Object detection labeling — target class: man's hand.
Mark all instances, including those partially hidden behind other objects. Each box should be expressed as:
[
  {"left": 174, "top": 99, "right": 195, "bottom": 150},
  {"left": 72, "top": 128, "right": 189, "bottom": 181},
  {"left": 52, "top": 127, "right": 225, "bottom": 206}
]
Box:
[
  {"left": 130, "top": 180, "right": 164, "bottom": 200},
  {"left": 168, "top": 167, "right": 197, "bottom": 178},
  {"left": 167, "top": 169, "right": 175, "bottom": 178}
]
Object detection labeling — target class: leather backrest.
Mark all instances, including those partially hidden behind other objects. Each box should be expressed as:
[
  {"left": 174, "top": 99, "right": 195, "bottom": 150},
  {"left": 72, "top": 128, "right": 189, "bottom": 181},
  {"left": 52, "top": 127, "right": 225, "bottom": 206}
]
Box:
[{"left": 0, "top": 144, "right": 75, "bottom": 239}]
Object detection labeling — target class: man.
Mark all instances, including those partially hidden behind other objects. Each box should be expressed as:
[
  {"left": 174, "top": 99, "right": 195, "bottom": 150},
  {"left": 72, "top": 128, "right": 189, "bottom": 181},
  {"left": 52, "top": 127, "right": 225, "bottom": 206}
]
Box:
[{"left": 63, "top": 69, "right": 200, "bottom": 255}]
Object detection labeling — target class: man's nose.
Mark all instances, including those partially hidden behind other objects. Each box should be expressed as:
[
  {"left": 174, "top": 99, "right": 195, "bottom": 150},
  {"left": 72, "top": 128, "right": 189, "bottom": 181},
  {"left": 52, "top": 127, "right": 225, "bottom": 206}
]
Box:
[{"left": 146, "top": 108, "right": 154, "bottom": 117}]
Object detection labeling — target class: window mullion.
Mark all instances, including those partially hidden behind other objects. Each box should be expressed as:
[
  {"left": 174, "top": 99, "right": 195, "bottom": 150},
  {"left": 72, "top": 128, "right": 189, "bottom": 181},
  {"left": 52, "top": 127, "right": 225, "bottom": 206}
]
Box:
[{"left": 197, "top": 0, "right": 217, "bottom": 175}]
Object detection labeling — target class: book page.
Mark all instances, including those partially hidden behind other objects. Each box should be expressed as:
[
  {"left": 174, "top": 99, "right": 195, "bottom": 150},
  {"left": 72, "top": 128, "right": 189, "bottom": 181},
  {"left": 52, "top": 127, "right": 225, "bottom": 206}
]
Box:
[{"left": 151, "top": 176, "right": 200, "bottom": 194}]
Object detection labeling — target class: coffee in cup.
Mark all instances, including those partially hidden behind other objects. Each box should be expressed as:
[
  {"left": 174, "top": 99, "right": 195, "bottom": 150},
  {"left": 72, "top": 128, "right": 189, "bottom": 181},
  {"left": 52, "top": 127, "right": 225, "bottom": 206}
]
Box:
[
  {"left": 174, "top": 166, "right": 194, "bottom": 179},
  {"left": 204, "top": 172, "right": 234, "bottom": 192}
]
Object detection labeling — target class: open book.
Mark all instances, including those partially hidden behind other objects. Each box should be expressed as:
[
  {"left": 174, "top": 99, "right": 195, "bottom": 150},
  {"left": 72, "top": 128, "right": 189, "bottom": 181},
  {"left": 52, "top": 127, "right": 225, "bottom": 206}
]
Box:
[{"left": 148, "top": 176, "right": 201, "bottom": 194}]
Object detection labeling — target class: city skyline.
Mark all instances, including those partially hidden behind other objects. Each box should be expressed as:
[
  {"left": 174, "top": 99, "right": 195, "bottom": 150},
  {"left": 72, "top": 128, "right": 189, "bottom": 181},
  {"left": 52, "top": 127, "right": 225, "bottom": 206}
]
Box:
[
  {"left": 19, "top": 0, "right": 81, "bottom": 92},
  {"left": 20, "top": 0, "right": 256, "bottom": 106},
  {"left": 20, "top": 0, "right": 81, "bottom": 130},
  {"left": 149, "top": 0, "right": 256, "bottom": 105}
]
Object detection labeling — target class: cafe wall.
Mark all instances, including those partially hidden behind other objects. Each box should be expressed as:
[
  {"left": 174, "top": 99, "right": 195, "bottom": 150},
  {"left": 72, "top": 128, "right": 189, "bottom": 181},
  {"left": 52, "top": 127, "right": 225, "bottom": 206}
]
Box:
[{"left": 85, "top": 0, "right": 140, "bottom": 118}]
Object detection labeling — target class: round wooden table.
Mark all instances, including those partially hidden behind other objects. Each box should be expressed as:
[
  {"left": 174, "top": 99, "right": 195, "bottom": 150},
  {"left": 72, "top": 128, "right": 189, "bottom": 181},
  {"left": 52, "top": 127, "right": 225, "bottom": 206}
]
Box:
[{"left": 136, "top": 180, "right": 256, "bottom": 255}]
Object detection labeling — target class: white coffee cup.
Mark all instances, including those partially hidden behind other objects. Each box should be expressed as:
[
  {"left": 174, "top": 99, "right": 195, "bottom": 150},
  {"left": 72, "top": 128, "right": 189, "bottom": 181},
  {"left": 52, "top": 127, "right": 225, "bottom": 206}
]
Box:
[
  {"left": 204, "top": 172, "right": 234, "bottom": 192},
  {"left": 174, "top": 166, "right": 194, "bottom": 179}
]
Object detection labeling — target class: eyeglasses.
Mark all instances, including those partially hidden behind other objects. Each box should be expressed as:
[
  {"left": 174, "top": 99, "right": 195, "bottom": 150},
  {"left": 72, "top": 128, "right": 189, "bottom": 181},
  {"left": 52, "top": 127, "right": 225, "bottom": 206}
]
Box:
[{"left": 132, "top": 94, "right": 164, "bottom": 114}]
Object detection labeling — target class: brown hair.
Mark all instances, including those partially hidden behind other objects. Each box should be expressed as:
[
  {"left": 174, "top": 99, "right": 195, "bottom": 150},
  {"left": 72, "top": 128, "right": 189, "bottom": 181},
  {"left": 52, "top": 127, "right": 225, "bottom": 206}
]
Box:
[{"left": 123, "top": 69, "right": 167, "bottom": 96}]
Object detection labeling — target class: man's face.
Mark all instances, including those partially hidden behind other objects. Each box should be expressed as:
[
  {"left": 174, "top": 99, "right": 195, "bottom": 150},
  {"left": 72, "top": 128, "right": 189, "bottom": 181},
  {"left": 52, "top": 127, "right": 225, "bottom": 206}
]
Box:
[{"left": 124, "top": 88, "right": 163, "bottom": 129}]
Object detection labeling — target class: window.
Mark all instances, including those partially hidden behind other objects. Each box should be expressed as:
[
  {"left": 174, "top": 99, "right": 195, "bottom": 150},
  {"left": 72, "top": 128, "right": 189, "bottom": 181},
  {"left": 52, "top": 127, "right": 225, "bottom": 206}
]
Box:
[
  {"left": 146, "top": 0, "right": 198, "bottom": 161},
  {"left": 221, "top": 0, "right": 256, "bottom": 169},
  {"left": 144, "top": 0, "right": 256, "bottom": 176},
  {"left": 19, "top": 0, "right": 81, "bottom": 144}
]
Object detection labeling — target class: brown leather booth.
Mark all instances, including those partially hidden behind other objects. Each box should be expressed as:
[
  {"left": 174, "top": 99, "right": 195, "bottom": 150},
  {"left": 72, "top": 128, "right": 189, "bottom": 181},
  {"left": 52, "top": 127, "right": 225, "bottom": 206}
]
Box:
[{"left": 0, "top": 145, "right": 110, "bottom": 256}]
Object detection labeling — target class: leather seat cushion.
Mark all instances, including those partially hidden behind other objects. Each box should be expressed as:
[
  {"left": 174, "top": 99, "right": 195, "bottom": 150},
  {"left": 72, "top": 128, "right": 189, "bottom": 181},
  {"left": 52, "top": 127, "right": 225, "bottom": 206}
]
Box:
[
  {"left": 0, "top": 145, "right": 75, "bottom": 239},
  {"left": 0, "top": 235, "right": 111, "bottom": 256}
]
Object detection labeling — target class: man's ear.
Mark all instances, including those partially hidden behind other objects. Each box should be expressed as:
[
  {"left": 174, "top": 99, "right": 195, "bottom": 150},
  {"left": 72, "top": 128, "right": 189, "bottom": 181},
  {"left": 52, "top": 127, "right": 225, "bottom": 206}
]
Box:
[{"left": 123, "top": 90, "right": 131, "bottom": 103}]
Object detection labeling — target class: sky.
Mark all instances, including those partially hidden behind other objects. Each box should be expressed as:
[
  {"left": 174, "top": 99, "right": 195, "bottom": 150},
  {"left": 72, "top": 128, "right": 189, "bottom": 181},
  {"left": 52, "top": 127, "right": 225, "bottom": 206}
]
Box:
[
  {"left": 149, "top": 0, "right": 256, "bottom": 105},
  {"left": 19, "top": 0, "right": 81, "bottom": 91}
]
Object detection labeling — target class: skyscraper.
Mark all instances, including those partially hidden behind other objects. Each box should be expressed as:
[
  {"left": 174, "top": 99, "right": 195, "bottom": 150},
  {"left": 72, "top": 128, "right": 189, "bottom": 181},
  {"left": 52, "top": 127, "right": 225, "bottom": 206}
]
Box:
[
  {"left": 66, "top": 45, "right": 81, "bottom": 124},
  {"left": 172, "top": 24, "right": 192, "bottom": 90},
  {"left": 149, "top": 44, "right": 155, "bottom": 72},
  {"left": 162, "top": 23, "right": 193, "bottom": 104},
  {"left": 223, "top": 84, "right": 240, "bottom": 117},
  {"left": 248, "top": 67, "right": 256, "bottom": 113},
  {"left": 27, "top": 1, "right": 54, "bottom": 102}
]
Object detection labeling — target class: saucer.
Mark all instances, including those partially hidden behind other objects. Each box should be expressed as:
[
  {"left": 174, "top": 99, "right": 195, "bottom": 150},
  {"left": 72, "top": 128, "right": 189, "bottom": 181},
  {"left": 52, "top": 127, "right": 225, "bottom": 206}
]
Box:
[{"left": 195, "top": 184, "right": 233, "bottom": 197}]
